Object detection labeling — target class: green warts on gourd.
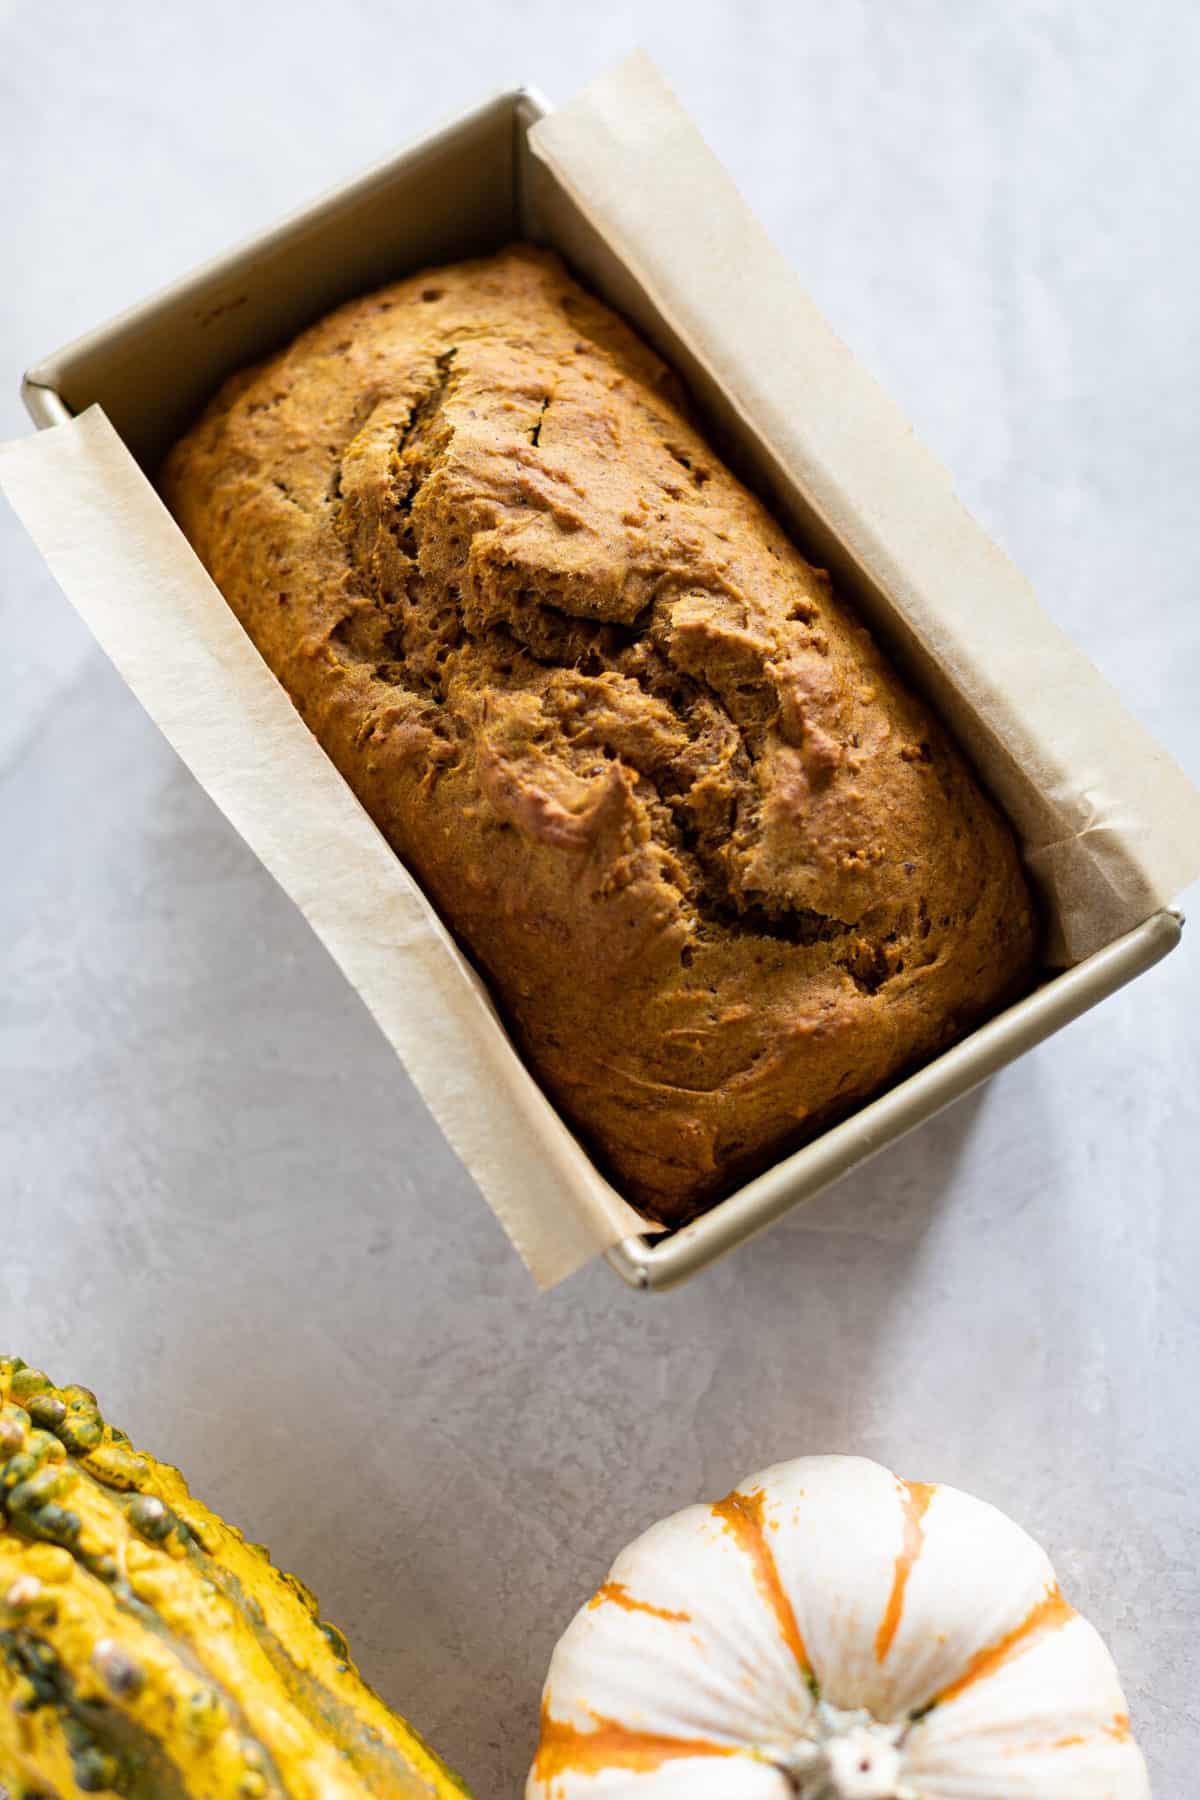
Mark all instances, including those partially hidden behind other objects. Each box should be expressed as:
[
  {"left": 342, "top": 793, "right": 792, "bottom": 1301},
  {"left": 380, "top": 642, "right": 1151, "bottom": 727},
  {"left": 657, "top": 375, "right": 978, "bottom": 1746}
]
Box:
[{"left": 0, "top": 1355, "right": 472, "bottom": 1799}]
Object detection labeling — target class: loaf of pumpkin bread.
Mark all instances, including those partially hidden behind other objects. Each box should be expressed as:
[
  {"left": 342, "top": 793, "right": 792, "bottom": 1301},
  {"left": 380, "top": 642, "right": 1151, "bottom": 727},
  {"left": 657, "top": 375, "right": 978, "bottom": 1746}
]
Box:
[{"left": 163, "top": 245, "right": 1037, "bottom": 1223}]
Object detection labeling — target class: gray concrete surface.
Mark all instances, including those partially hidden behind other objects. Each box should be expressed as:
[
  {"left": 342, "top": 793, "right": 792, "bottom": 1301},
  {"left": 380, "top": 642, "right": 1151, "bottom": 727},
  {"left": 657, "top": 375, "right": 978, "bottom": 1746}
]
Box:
[{"left": 2, "top": 3, "right": 1198, "bottom": 1793}]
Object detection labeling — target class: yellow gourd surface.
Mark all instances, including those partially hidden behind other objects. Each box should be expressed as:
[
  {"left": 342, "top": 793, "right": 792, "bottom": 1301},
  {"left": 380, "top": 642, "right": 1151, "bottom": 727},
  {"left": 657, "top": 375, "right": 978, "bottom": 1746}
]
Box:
[{"left": 0, "top": 1357, "right": 471, "bottom": 1799}]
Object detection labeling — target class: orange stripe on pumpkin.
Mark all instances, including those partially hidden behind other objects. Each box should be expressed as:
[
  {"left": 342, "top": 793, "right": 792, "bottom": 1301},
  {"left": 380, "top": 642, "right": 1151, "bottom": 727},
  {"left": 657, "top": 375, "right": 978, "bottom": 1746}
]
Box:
[
  {"left": 874, "top": 1480, "right": 936, "bottom": 1663},
  {"left": 1006, "top": 1721, "right": 1133, "bottom": 1756},
  {"left": 588, "top": 1580, "right": 691, "bottom": 1624},
  {"left": 935, "top": 1584, "right": 1075, "bottom": 1706},
  {"left": 532, "top": 1700, "right": 737, "bottom": 1783},
  {"left": 711, "top": 1487, "right": 812, "bottom": 1679}
]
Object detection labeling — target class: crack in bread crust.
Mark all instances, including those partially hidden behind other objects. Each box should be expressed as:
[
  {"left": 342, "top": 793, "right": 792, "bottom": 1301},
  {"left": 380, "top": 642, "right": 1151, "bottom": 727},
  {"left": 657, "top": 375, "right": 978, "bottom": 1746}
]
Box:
[{"left": 162, "top": 246, "right": 1038, "bottom": 1221}]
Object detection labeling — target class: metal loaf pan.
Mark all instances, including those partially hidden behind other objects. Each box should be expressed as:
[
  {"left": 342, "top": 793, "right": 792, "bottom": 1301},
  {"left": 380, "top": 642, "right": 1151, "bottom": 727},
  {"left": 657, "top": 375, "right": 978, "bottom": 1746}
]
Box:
[{"left": 21, "top": 86, "right": 1183, "bottom": 1291}]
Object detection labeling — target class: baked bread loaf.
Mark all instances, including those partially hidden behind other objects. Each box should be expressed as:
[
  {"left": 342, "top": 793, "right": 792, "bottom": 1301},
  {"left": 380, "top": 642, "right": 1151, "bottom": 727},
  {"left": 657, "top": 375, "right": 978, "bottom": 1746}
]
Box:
[{"left": 163, "top": 246, "right": 1037, "bottom": 1223}]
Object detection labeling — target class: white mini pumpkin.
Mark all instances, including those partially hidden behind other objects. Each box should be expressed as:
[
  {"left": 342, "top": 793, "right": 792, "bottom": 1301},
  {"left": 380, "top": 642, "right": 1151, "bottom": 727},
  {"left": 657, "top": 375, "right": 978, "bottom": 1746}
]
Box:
[{"left": 528, "top": 1456, "right": 1148, "bottom": 1799}]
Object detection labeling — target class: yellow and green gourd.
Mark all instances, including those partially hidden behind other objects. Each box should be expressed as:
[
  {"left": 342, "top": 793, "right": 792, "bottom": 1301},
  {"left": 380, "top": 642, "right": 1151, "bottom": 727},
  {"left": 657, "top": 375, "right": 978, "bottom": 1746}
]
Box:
[{"left": 0, "top": 1357, "right": 471, "bottom": 1799}]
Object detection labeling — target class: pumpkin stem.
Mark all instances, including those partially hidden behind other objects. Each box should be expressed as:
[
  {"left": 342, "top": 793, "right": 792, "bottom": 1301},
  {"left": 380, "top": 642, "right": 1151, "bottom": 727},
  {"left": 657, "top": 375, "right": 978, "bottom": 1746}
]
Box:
[{"left": 783, "top": 1703, "right": 910, "bottom": 1800}]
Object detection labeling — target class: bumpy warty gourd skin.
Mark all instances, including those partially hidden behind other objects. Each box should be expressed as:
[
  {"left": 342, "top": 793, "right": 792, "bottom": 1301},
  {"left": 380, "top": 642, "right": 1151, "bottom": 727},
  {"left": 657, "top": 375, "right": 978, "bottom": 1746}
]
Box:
[
  {"left": 0, "top": 1357, "right": 469, "bottom": 1798},
  {"left": 163, "top": 246, "right": 1037, "bottom": 1221}
]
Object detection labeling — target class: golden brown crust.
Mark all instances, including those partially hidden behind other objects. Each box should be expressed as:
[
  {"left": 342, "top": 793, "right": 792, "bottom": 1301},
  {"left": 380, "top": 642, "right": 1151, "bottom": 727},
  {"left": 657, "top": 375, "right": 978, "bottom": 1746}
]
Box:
[{"left": 162, "top": 245, "right": 1037, "bottom": 1223}]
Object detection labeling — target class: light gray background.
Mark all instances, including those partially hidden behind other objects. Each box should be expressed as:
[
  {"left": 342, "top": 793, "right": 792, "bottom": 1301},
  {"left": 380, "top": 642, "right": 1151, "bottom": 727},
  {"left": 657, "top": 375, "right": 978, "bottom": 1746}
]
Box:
[{"left": 3, "top": 3, "right": 1198, "bottom": 1794}]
